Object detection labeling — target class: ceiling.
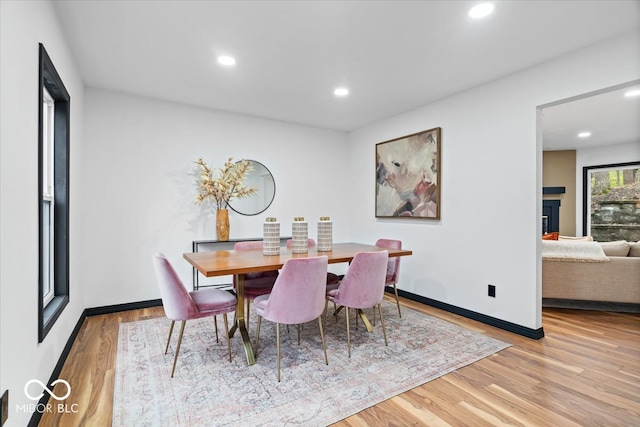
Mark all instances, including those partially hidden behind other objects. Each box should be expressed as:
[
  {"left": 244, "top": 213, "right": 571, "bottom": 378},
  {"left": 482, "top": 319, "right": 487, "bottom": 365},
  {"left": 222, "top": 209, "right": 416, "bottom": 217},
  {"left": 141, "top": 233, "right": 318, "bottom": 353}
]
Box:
[{"left": 52, "top": 1, "right": 640, "bottom": 145}]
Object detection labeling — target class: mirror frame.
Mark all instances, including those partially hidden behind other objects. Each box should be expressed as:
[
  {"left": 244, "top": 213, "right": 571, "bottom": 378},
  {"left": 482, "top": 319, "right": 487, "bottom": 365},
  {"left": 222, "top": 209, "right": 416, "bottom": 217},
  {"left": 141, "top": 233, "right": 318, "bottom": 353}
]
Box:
[{"left": 228, "top": 160, "right": 276, "bottom": 216}]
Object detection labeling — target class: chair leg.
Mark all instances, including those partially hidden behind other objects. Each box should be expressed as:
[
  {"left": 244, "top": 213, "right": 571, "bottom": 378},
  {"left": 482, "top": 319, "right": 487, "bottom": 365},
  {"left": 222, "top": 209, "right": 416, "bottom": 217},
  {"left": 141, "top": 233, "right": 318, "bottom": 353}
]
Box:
[
  {"left": 378, "top": 304, "right": 388, "bottom": 346},
  {"left": 345, "top": 307, "right": 351, "bottom": 358},
  {"left": 165, "top": 320, "right": 175, "bottom": 354},
  {"left": 214, "top": 316, "right": 219, "bottom": 343},
  {"left": 394, "top": 284, "right": 402, "bottom": 318},
  {"left": 318, "top": 317, "right": 328, "bottom": 365},
  {"left": 323, "top": 300, "right": 328, "bottom": 325},
  {"left": 171, "top": 321, "right": 186, "bottom": 378},
  {"left": 276, "top": 322, "right": 281, "bottom": 382},
  {"left": 254, "top": 316, "right": 262, "bottom": 356},
  {"left": 246, "top": 300, "right": 251, "bottom": 333},
  {"left": 297, "top": 324, "right": 301, "bottom": 345},
  {"left": 223, "top": 313, "right": 232, "bottom": 362}
]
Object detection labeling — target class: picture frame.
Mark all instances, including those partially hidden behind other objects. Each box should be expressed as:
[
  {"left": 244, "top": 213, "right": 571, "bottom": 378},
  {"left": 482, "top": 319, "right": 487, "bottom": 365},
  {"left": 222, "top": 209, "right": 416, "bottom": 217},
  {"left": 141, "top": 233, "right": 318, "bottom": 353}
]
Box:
[{"left": 375, "top": 127, "right": 441, "bottom": 219}]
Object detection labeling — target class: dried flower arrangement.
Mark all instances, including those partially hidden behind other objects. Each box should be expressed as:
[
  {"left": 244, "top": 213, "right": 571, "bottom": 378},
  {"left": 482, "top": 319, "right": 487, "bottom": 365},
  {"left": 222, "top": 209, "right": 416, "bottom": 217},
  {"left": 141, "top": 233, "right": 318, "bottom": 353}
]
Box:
[{"left": 194, "top": 157, "right": 257, "bottom": 210}]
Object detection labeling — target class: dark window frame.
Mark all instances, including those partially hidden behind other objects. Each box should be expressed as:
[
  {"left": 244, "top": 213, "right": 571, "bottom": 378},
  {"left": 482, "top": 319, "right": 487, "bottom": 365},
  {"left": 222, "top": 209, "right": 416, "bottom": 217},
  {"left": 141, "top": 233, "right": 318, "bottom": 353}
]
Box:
[
  {"left": 582, "top": 160, "right": 640, "bottom": 237},
  {"left": 38, "top": 43, "right": 70, "bottom": 342}
]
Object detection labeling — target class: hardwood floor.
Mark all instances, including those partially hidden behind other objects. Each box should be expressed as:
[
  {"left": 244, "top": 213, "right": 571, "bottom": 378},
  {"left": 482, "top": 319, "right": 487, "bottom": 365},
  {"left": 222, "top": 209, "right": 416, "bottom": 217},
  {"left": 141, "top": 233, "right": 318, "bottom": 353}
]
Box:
[{"left": 38, "top": 297, "right": 640, "bottom": 426}]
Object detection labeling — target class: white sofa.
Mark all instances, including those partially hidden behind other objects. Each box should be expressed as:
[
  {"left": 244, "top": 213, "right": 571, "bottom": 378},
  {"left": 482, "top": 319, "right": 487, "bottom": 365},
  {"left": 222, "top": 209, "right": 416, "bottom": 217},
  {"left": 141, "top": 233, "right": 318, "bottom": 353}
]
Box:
[{"left": 542, "top": 240, "right": 640, "bottom": 308}]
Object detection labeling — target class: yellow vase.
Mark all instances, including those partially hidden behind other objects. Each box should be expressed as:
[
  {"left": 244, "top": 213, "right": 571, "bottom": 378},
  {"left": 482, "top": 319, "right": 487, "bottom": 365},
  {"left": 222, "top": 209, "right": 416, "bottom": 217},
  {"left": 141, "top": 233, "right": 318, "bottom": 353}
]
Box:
[{"left": 216, "top": 209, "right": 230, "bottom": 241}]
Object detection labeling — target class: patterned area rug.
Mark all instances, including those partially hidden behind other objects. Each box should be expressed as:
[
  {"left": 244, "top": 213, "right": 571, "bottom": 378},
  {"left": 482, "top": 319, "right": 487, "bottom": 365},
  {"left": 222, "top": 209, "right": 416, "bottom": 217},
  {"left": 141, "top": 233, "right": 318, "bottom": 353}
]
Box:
[{"left": 113, "top": 302, "right": 510, "bottom": 426}]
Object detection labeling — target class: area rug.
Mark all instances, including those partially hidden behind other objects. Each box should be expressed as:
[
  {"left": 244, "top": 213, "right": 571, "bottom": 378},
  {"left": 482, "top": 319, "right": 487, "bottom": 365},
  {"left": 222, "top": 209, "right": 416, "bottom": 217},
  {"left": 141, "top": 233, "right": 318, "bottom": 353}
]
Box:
[{"left": 113, "top": 301, "right": 510, "bottom": 426}]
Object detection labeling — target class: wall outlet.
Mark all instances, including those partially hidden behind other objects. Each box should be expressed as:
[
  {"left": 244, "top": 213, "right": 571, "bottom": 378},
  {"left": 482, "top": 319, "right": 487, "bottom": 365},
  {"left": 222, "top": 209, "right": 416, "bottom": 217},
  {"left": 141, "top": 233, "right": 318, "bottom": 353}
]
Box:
[
  {"left": 1, "top": 389, "right": 8, "bottom": 426},
  {"left": 488, "top": 284, "right": 496, "bottom": 297}
]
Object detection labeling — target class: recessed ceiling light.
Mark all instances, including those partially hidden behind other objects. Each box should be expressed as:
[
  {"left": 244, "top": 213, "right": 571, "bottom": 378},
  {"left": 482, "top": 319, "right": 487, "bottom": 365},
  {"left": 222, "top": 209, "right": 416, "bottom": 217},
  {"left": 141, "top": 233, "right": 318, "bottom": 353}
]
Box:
[
  {"left": 624, "top": 89, "right": 640, "bottom": 97},
  {"left": 469, "top": 3, "right": 494, "bottom": 19},
  {"left": 578, "top": 131, "right": 591, "bottom": 138},
  {"left": 334, "top": 87, "right": 349, "bottom": 97},
  {"left": 217, "top": 55, "right": 236, "bottom": 66}
]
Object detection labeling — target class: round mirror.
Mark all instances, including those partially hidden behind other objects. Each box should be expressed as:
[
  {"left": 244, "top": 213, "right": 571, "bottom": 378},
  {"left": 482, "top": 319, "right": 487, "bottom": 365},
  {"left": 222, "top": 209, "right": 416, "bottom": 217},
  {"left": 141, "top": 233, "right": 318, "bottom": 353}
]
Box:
[{"left": 228, "top": 160, "right": 276, "bottom": 216}]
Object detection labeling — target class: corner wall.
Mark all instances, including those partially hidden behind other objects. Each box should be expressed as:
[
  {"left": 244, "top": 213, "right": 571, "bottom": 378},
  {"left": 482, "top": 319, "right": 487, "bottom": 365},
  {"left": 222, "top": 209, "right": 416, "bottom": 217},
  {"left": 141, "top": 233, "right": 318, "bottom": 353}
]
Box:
[
  {"left": 80, "top": 89, "right": 350, "bottom": 307},
  {"left": 543, "top": 150, "right": 577, "bottom": 235},
  {"left": 0, "top": 1, "right": 85, "bottom": 426},
  {"left": 346, "top": 29, "right": 640, "bottom": 331}
]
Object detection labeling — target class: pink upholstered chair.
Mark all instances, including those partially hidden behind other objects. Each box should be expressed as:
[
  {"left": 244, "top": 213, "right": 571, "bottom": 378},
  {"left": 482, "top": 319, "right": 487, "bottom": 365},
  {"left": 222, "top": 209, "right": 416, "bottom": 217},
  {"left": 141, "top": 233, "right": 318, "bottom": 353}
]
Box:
[
  {"left": 286, "top": 238, "right": 340, "bottom": 288},
  {"left": 375, "top": 238, "right": 403, "bottom": 317},
  {"left": 253, "top": 256, "right": 329, "bottom": 381},
  {"left": 233, "top": 241, "right": 279, "bottom": 332},
  {"left": 153, "top": 253, "right": 237, "bottom": 377},
  {"left": 325, "top": 251, "right": 389, "bottom": 358}
]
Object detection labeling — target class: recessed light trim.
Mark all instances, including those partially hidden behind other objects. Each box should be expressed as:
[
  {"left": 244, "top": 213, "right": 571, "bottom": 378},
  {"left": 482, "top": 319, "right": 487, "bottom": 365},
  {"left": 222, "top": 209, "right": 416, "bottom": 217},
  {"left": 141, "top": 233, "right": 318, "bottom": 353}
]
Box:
[
  {"left": 578, "top": 131, "right": 591, "bottom": 138},
  {"left": 469, "top": 3, "right": 494, "bottom": 19},
  {"left": 334, "top": 87, "right": 349, "bottom": 97},
  {"left": 217, "top": 55, "right": 236, "bottom": 66},
  {"left": 624, "top": 89, "right": 640, "bottom": 97}
]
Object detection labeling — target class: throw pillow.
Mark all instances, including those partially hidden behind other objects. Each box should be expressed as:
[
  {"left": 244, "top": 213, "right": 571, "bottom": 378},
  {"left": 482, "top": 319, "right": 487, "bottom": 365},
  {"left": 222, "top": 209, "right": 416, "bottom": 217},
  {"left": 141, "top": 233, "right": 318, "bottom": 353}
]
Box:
[
  {"left": 542, "top": 232, "right": 559, "bottom": 240},
  {"left": 599, "top": 240, "right": 631, "bottom": 257},
  {"left": 628, "top": 241, "right": 640, "bottom": 257},
  {"left": 558, "top": 235, "right": 593, "bottom": 241}
]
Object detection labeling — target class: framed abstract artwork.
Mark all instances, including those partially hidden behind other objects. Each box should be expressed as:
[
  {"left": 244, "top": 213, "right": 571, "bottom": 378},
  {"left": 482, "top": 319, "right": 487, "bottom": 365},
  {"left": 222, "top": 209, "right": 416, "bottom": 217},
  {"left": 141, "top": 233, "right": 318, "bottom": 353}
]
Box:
[{"left": 375, "top": 127, "right": 441, "bottom": 219}]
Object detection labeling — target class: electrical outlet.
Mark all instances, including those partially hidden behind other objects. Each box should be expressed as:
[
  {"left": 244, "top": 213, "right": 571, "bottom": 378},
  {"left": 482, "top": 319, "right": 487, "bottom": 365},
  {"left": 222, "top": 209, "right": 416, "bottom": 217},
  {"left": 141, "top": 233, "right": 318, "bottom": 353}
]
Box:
[
  {"left": 488, "top": 284, "right": 496, "bottom": 297},
  {"left": 1, "top": 389, "right": 8, "bottom": 426}
]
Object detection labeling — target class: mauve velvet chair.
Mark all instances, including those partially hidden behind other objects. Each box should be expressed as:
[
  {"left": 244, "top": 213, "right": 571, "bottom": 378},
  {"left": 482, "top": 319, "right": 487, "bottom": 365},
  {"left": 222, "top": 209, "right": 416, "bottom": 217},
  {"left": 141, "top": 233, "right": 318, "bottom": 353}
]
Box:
[
  {"left": 233, "top": 241, "right": 279, "bottom": 332},
  {"left": 153, "top": 253, "right": 237, "bottom": 377},
  {"left": 253, "top": 256, "right": 329, "bottom": 381},
  {"left": 325, "top": 251, "right": 389, "bottom": 358},
  {"left": 375, "top": 238, "right": 403, "bottom": 317},
  {"left": 286, "top": 238, "right": 340, "bottom": 288}
]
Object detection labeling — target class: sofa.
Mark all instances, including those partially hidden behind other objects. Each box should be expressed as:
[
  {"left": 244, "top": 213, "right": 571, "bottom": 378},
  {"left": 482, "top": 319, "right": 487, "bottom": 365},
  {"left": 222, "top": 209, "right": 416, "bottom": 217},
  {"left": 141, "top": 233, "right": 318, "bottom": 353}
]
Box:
[{"left": 542, "top": 239, "right": 640, "bottom": 310}]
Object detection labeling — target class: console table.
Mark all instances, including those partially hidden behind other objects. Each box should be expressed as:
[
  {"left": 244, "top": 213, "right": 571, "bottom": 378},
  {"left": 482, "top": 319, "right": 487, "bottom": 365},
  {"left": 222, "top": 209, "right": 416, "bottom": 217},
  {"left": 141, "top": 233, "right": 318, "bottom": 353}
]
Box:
[{"left": 191, "top": 237, "right": 291, "bottom": 290}]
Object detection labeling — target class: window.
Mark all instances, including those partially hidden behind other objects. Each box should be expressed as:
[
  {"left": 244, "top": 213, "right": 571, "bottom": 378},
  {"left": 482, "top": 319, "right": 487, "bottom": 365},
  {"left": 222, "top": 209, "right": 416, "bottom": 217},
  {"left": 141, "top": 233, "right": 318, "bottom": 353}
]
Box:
[
  {"left": 39, "top": 44, "right": 70, "bottom": 342},
  {"left": 583, "top": 161, "right": 640, "bottom": 242},
  {"left": 42, "top": 87, "right": 55, "bottom": 306}
]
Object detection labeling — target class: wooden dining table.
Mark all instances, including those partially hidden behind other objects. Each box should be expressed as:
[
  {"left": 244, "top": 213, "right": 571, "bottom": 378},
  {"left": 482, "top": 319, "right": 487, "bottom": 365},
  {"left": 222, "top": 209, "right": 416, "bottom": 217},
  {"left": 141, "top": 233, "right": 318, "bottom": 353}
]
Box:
[{"left": 184, "top": 242, "right": 413, "bottom": 365}]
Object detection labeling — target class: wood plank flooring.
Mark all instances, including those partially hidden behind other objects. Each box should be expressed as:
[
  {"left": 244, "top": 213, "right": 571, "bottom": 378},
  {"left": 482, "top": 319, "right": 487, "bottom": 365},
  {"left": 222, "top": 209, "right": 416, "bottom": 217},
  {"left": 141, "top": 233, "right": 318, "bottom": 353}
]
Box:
[{"left": 38, "top": 297, "right": 640, "bottom": 426}]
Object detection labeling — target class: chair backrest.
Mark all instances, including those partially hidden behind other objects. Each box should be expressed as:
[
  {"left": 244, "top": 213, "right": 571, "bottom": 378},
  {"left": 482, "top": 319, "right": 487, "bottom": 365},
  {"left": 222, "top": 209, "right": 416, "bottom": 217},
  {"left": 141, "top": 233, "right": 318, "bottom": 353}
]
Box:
[
  {"left": 233, "top": 241, "right": 277, "bottom": 288},
  {"left": 234, "top": 240, "right": 263, "bottom": 251},
  {"left": 261, "top": 256, "right": 328, "bottom": 324},
  {"left": 285, "top": 238, "right": 316, "bottom": 249},
  {"left": 334, "top": 251, "right": 388, "bottom": 309},
  {"left": 375, "top": 238, "right": 401, "bottom": 284},
  {"left": 153, "top": 253, "right": 198, "bottom": 321}
]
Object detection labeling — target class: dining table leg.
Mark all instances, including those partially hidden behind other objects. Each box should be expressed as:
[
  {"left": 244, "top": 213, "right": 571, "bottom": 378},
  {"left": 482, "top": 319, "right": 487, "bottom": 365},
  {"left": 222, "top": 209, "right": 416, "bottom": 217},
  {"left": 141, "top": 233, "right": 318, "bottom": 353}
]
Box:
[
  {"left": 356, "top": 309, "right": 374, "bottom": 332},
  {"left": 228, "top": 273, "right": 256, "bottom": 365}
]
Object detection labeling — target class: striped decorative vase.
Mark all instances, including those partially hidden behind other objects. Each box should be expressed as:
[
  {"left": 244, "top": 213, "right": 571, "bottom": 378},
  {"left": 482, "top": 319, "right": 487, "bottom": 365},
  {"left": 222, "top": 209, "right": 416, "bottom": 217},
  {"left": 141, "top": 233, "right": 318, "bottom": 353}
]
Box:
[
  {"left": 317, "top": 216, "right": 332, "bottom": 251},
  {"left": 263, "top": 217, "right": 280, "bottom": 255},
  {"left": 291, "top": 217, "right": 308, "bottom": 254}
]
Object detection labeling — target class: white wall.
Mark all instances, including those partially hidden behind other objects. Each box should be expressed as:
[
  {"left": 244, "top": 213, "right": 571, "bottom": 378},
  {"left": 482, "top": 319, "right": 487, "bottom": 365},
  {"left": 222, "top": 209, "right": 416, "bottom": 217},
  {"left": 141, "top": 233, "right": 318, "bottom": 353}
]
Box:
[
  {"left": 0, "top": 1, "right": 85, "bottom": 426},
  {"left": 575, "top": 141, "right": 640, "bottom": 233},
  {"left": 347, "top": 29, "right": 640, "bottom": 330},
  {"left": 81, "top": 89, "right": 349, "bottom": 307}
]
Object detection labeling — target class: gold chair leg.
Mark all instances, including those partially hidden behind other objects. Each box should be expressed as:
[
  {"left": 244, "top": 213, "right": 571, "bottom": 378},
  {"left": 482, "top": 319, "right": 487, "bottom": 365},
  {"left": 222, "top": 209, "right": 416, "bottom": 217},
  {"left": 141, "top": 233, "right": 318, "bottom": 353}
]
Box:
[
  {"left": 214, "top": 316, "right": 219, "bottom": 343},
  {"left": 246, "top": 300, "right": 251, "bottom": 334},
  {"left": 345, "top": 307, "right": 351, "bottom": 358},
  {"left": 323, "top": 300, "right": 328, "bottom": 326},
  {"left": 165, "top": 320, "right": 175, "bottom": 354},
  {"left": 394, "top": 284, "right": 402, "bottom": 318},
  {"left": 171, "top": 321, "right": 186, "bottom": 378},
  {"left": 223, "top": 313, "right": 232, "bottom": 362},
  {"left": 378, "top": 304, "right": 388, "bottom": 346},
  {"left": 318, "top": 317, "right": 328, "bottom": 365},
  {"left": 276, "top": 323, "right": 281, "bottom": 382},
  {"left": 254, "top": 316, "right": 262, "bottom": 356}
]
